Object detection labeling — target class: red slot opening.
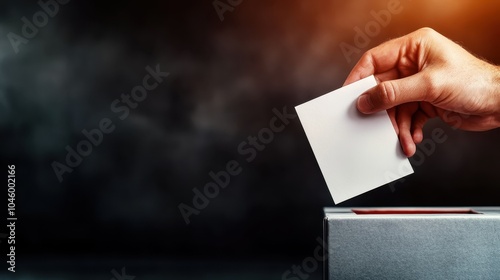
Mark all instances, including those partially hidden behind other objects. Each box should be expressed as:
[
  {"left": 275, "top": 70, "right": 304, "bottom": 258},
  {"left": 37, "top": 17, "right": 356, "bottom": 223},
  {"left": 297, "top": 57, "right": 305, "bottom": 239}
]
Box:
[{"left": 352, "top": 208, "right": 480, "bottom": 215}]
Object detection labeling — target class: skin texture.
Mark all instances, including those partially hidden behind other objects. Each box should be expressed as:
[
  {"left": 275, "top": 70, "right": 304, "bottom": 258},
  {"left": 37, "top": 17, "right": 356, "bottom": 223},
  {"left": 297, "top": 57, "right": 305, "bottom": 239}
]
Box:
[{"left": 344, "top": 27, "right": 500, "bottom": 157}]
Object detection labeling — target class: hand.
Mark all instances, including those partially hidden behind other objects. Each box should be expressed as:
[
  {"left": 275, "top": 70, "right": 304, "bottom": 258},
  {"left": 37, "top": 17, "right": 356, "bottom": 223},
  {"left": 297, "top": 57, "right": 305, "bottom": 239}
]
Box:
[{"left": 344, "top": 27, "right": 500, "bottom": 157}]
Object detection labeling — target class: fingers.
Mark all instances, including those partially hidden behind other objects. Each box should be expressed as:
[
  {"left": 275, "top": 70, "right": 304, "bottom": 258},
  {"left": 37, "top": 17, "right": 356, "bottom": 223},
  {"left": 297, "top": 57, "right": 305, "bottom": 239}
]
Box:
[
  {"left": 343, "top": 31, "right": 420, "bottom": 86},
  {"left": 387, "top": 108, "right": 398, "bottom": 135},
  {"left": 396, "top": 103, "right": 419, "bottom": 157},
  {"left": 393, "top": 103, "right": 433, "bottom": 157},
  {"left": 411, "top": 110, "right": 428, "bottom": 144},
  {"left": 411, "top": 102, "right": 435, "bottom": 144},
  {"left": 357, "top": 72, "right": 432, "bottom": 114}
]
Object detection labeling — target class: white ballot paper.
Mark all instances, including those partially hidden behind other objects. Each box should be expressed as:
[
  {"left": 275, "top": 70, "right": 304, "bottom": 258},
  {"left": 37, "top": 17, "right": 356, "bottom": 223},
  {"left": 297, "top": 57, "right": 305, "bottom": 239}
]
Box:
[{"left": 295, "top": 75, "right": 413, "bottom": 203}]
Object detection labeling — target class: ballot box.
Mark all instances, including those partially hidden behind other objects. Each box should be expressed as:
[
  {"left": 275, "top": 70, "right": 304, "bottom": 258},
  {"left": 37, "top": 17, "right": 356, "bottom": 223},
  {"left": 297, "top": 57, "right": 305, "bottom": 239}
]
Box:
[{"left": 323, "top": 207, "right": 500, "bottom": 280}]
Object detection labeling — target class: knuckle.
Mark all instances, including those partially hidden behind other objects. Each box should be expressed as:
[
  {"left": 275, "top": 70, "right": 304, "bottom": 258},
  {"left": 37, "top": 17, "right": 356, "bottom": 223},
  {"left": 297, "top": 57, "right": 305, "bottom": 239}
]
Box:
[
  {"left": 378, "top": 82, "right": 398, "bottom": 107},
  {"left": 421, "top": 71, "right": 440, "bottom": 101},
  {"left": 417, "top": 27, "right": 437, "bottom": 37},
  {"left": 358, "top": 52, "right": 376, "bottom": 71}
]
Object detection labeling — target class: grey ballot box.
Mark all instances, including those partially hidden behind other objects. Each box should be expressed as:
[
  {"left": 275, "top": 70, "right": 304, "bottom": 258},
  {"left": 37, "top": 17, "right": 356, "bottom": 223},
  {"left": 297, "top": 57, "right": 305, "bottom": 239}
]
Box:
[{"left": 323, "top": 207, "right": 500, "bottom": 280}]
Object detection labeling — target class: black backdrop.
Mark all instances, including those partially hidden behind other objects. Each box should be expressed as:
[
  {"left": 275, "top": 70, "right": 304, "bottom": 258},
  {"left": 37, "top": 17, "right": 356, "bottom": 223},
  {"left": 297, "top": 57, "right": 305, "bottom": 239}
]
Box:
[{"left": 1, "top": 0, "right": 499, "bottom": 279}]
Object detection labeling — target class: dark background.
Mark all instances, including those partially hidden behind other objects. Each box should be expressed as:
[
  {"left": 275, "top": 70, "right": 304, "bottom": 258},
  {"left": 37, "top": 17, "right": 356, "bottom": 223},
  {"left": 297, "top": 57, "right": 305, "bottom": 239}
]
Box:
[{"left": 0, "top": 0, "right": 499, "bottom": 279}]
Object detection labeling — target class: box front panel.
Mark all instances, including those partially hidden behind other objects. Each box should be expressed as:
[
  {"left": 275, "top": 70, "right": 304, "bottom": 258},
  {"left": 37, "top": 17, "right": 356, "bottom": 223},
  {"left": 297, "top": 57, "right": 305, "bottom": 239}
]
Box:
[{"left": 326, "top": 211, "right": 500, "bottom": 280}]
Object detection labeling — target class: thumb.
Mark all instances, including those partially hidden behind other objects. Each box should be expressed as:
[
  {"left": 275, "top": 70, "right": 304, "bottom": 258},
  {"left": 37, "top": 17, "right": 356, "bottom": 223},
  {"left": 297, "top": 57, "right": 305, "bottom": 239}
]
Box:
[{"left": 357, "top": 73, "right": 431, "bottom": 114}]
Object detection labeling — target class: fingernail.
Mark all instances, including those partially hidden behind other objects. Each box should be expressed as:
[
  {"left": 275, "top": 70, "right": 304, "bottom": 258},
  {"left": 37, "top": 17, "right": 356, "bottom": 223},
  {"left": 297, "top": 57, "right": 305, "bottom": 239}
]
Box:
[{"left": 357, "top": 95, "right": 372, "bottom": 113}]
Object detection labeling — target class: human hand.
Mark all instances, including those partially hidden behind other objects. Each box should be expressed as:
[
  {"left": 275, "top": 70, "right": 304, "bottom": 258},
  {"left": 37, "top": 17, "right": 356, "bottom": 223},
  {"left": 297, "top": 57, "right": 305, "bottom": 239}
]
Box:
[{"left": 344, "top": 27, "right": 500, "bottom": 157}]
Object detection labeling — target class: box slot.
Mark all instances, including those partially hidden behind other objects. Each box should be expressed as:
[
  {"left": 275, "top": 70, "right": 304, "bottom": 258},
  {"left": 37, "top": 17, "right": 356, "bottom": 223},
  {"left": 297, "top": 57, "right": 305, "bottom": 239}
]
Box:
[{"left": 351, "top": 208, "right": 481, "bottom": 215}]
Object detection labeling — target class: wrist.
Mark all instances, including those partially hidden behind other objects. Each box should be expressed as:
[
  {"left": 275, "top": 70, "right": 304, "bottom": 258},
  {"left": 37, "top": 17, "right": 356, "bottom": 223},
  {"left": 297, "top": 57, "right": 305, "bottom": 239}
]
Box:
[
  {"left": 494, "top": 66, "right": 500, "bottom": 127},
  {"left": 495, "top": 66, "right": 500, "bottom": 94},
  {"left": 493, "top": 66, "right": 500, "bottom": 119}
]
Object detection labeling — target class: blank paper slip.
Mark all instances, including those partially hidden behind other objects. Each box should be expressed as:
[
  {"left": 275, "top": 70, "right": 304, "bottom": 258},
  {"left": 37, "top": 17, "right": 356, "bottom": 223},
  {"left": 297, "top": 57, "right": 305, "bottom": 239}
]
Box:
[{"left": 295, "top": 75, "right": 413, "bottom": 203}]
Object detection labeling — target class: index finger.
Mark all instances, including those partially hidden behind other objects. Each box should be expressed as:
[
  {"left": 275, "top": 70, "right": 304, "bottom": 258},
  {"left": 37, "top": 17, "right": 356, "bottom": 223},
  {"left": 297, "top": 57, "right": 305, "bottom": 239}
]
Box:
[{"left": 343, "top": 31, "right": 420, "bottom": 86}]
